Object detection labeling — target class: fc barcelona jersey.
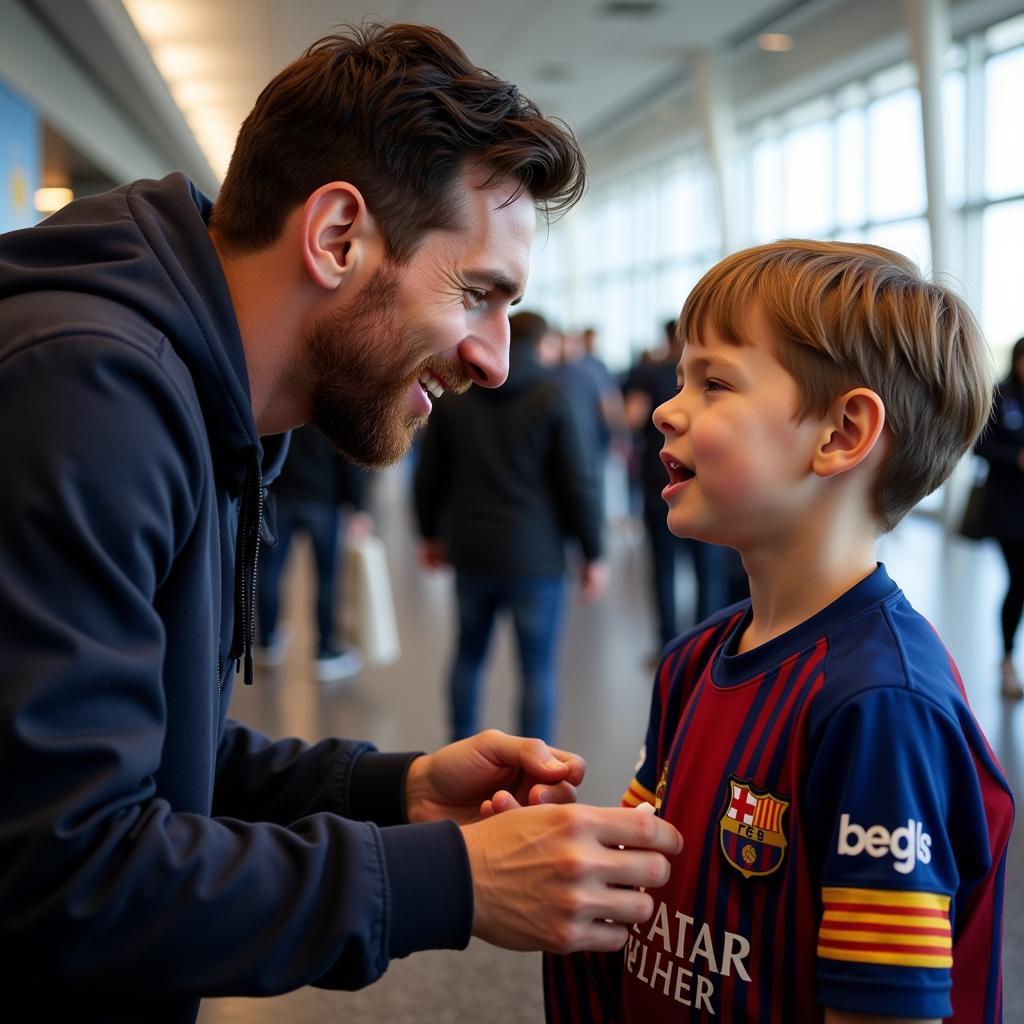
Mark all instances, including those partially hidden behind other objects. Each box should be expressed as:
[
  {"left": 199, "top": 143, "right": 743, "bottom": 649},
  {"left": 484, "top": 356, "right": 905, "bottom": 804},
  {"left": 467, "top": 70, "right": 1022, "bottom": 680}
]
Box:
[{"left": 545, "top": 565, "right": 1014, "bottom": 1022}]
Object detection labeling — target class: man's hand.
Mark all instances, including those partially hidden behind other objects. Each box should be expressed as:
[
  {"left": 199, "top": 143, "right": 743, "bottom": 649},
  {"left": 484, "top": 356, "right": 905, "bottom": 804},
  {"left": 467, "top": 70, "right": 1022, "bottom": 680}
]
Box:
[
  {"left": 460, "top": 803, "right": 682, "bottom": 953},
  {"left": 405, "top": 729, "right": 585, "bottom": 825}
]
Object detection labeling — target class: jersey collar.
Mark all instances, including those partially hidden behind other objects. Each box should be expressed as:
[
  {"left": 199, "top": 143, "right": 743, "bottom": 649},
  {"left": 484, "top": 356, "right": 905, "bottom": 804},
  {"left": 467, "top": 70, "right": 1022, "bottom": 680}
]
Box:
[{"left": 711, "top": 563, "right": 901, "bottom": 688}]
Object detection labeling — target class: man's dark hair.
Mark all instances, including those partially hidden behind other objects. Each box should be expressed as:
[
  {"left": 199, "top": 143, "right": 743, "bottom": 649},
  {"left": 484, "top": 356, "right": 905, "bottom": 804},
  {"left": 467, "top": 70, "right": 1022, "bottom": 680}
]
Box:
[
  {"left": 210, "top": 23, "right": 586, "bottom": 260},
  {"left": 509, "top": 311, "right": 549, "bottom": 347}
]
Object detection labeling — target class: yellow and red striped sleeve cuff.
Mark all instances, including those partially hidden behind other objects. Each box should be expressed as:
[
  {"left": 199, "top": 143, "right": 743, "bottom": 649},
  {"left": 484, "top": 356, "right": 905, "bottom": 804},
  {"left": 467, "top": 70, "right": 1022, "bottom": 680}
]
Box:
[
  {"left": 817, "top": 887, "right": 953, "bottom": 969},
  {"left": 621, "top": 777, "right": 656, "bottom": 808}
]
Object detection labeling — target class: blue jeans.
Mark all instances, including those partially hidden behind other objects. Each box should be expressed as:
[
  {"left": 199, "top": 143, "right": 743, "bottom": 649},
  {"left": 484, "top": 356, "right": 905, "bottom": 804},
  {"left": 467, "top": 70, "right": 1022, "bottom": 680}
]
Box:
[
  {"left": 449, "top": 572, "right": 566, "bottom": 743},
  {"left": 257, "top": 500, "right": 344, "bottom": 655}
]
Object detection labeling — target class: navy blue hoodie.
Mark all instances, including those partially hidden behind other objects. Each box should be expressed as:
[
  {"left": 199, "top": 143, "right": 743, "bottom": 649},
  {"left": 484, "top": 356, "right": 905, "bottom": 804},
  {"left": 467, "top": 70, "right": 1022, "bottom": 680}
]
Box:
[{"left": 0, "top": 174, "right": 472, "bottom": 1022}]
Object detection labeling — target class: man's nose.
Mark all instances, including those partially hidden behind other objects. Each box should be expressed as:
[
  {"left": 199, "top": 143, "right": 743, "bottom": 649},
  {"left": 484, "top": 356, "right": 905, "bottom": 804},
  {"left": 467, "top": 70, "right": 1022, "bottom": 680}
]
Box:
[{"left": 458, "top": 324, "right": 510, "bottom": 388}]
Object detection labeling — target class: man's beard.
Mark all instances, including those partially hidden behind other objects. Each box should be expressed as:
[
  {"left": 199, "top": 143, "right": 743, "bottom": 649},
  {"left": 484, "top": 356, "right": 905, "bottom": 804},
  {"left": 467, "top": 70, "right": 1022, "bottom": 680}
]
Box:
[{"left": 306, "top": 266, "right": 433, "bottom": 467}]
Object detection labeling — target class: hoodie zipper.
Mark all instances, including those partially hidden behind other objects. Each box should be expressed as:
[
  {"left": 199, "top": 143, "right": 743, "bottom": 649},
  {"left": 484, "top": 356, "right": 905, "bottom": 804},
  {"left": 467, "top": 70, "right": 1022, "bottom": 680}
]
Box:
[{"left": 234, "top": 448, "right": 263, "bottom": 685}]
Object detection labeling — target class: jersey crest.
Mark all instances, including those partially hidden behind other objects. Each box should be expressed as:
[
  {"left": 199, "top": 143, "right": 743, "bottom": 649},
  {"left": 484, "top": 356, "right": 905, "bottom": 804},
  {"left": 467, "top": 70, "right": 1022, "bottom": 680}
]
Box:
[{"left": 719, "top": 776, "right": 789, "bottom": 879}]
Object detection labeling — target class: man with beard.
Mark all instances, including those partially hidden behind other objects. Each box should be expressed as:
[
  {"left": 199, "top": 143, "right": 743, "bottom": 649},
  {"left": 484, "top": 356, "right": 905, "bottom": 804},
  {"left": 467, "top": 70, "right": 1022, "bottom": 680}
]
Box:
[{"left": 0, "top": 23, "right": 681, "bottom": 1024}]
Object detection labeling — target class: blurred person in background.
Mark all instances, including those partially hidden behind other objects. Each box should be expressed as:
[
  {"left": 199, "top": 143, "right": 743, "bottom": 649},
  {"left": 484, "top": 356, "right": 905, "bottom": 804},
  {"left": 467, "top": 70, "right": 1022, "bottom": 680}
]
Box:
[
  {"left": 564, "top": 327, "right": 629, "bottom": 485},
  {"left": 256, "top": 424, "right": 371, "bottom": 683},
  {"left": 415, "top": 311, "right": 607, "bottom": 743},
  {"left": 537, "top": 327, "right": 604, "bottom": 487},
  {"left": 975, "top": 334, "right": 1024, "bottom": 699}
]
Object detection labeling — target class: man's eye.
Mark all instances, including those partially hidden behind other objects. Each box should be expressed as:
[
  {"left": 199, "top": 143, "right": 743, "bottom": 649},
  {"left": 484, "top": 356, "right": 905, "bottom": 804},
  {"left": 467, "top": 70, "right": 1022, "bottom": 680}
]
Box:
[{"left": 465, "top": 289, "right": 487, "bottom": 307}]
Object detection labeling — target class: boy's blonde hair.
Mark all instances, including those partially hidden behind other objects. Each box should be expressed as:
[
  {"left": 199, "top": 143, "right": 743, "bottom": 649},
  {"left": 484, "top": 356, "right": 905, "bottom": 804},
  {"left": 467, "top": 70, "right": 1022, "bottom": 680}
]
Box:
[{"left": 679, "top": 240, "right": 994, "bottom": 532}]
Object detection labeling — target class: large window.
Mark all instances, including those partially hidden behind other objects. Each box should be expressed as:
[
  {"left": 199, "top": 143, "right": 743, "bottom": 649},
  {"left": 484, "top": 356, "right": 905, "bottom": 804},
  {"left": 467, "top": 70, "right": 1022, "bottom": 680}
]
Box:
[
  {"left": 982, "top": 199, "right": 1024, "bottom": 358},
  {"left": 980, "top": 19, "right": 1024, "bottom": 359},
  {"left": 984, "top": 40, "right": 1024, "bottom": 199},
  {"left": 526, "top": 153, "right": 719, "bottom": 370},
  {"left": 744, "top": 63, "right": 932, "bottom": 273},
  {"left": 525, "top": 9, "right": 1024, "bottom": 371}
]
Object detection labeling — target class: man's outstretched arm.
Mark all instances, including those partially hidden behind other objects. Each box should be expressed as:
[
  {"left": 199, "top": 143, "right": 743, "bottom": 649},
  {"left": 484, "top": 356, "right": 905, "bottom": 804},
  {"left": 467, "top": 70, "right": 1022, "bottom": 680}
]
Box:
[{"left": 402, "top": 728, "right": 681, "bottom": 953}]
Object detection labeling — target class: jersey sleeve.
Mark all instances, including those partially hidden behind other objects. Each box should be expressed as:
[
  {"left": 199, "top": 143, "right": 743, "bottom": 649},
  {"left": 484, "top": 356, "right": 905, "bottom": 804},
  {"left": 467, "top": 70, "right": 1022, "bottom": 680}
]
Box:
[
  {"left": 804, "top": 686, "right": 993, "bottom": 1019},
  {"left": 621, "top": 685, "right": 665, "bottom": 809}
]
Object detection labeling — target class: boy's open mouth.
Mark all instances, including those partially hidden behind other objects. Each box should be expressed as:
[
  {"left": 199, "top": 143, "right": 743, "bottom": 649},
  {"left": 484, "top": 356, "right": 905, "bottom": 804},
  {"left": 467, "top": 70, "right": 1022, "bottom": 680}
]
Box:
[{"left": 661, "top": 452, "right": 695, "bottom": 484}]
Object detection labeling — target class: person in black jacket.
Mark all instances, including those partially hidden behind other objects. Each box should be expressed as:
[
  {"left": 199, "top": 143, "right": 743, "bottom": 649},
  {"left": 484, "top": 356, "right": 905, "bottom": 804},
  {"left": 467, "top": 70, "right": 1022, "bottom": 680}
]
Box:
[
  {"left": 0, "top": 25, "right": 681, "bottom": 1024},
  {"left": 256, "top": 424, "right": 370, "bottom": 682},
  {"left": 976, "top": 335, "right": 1024, "bottom": 699},
  {"left": 415, "top": 311, "right": 606, "bottom": 742}
]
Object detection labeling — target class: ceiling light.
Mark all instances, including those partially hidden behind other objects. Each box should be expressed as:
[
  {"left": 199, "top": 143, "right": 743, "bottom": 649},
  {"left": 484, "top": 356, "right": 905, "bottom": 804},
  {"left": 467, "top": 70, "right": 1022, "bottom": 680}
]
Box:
[
  {"left": 122, "top": 0, "right": 182, "bottom": 40},
  {"left": 171, "top": 81, "right": 228, "bottom": 112},
  {"left": 758, "top": 33, "right": 794, "bottom": 52},
  {"left": 35, "top": 187, "right": 74, "bottom": 213},
  {"left": 152, "top": 43, "right": 214, "bottom": 82}
]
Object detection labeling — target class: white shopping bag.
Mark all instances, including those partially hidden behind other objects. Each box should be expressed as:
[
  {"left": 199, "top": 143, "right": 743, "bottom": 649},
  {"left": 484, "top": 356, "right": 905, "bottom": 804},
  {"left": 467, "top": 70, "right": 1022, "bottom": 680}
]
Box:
[{"left": 340, "top": 533, "right": 401, "bottom": 666}]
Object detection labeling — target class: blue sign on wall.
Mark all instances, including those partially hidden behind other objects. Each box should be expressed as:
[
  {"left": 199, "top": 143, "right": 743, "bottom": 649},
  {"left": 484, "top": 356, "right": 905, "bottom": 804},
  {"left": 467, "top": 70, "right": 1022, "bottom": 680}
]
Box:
[{"left": 0, "top": 78, "right": 41, "bottom": 232}]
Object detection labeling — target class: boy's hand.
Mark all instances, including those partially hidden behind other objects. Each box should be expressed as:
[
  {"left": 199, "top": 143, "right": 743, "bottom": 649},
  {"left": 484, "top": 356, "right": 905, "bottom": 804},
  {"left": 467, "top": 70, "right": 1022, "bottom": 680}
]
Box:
[
  {"left": 482, "top": 790, "right": 656, "bottom": 819},
  {"left": 480, "top": 788, "right": 526, "bottom": 817},
  {"left": 460, "top": 803, "right": 682, "bottom": 953},
  {"left": 405, "top": 730, "right": 584, "bottom": 825}
]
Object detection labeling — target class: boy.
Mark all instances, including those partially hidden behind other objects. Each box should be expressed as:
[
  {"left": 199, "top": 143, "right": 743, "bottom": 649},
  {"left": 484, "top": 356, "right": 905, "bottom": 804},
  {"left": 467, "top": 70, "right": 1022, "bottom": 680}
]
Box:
[{"left": 539, "top": 241, "right": 1015, "bottom": 1021}]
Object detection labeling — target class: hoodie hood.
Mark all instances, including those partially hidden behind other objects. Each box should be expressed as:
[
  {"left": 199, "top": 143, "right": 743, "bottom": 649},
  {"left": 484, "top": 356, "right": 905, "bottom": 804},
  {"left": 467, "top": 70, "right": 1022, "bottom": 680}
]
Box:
[
  {"left": 0, "top": 174, "right": 285, "bottom": 684},
  {"left": 0, "top": 173, "right": 258, "bottom": 465}
]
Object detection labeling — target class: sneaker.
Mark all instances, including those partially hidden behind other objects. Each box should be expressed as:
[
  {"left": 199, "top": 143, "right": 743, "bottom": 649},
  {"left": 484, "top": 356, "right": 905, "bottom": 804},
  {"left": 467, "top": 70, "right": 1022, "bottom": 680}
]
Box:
[
  {"left": 1000, "top": 657, "right": 1024, "bottom": 700},
  {"left": 315, "top": 647, "right": 364, "bottom": 684},
  {"left": 253, "top": 626, "right": 293, "bottom": 669}
]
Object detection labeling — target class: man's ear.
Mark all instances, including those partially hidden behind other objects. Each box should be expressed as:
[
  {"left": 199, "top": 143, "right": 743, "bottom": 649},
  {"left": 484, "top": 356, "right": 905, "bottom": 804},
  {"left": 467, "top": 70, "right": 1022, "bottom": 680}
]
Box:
[
  {"left": 299, "top": 182, "right": 382, "bottom": 291},
  {"left": 812, "top": 388, "right": 886, "bottom": 478}
]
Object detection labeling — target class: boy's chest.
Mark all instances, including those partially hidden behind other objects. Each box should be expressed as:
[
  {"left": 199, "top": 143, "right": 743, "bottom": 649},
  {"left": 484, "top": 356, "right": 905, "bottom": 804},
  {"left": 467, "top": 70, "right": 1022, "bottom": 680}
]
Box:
[{"left": 621, "top": 664, "right": 826, "bottom": 1023}]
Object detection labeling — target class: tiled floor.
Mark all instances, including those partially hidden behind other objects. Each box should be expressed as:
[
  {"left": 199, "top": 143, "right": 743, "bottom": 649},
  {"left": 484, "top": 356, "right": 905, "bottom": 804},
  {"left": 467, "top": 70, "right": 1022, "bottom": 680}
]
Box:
[{"left": 199, "top": 462, "right": 1022, "bottom": 1023}]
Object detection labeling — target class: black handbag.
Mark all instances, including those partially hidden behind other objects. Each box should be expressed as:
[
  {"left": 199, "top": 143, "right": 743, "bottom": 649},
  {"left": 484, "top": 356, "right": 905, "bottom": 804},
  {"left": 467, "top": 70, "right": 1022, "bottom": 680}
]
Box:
[{"left": 959, "top": 481, "right": 988, "bottom": 541}]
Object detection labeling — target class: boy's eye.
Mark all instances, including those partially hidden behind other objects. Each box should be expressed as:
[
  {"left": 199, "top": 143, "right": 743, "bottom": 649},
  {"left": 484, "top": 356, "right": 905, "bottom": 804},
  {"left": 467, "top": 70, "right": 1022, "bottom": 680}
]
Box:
[{"left": 704, "top": 378, "right": 727, "bottom": 393}]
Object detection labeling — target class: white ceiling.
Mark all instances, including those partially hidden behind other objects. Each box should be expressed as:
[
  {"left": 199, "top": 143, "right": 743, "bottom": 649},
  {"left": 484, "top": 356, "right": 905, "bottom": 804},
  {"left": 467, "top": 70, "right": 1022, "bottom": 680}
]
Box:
[{"left": 121, "top": 0, "right": 798, "bottom": 177}]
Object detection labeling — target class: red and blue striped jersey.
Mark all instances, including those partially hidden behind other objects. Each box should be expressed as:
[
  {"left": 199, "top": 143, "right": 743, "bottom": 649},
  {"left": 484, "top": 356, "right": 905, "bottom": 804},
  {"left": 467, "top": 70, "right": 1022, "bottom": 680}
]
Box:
[{"left": 545, "top": 565, "right": 1013, "bottom": 1022}]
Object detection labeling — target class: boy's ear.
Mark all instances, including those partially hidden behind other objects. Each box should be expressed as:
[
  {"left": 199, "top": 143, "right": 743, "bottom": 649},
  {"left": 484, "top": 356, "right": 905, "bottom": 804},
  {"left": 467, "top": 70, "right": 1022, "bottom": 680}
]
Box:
[
  {"left": 299, "top": 181, "right": 383, "bottom": 291},
  {"left": 812, "top": 388, "right": 886, "bottom": 479}
]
